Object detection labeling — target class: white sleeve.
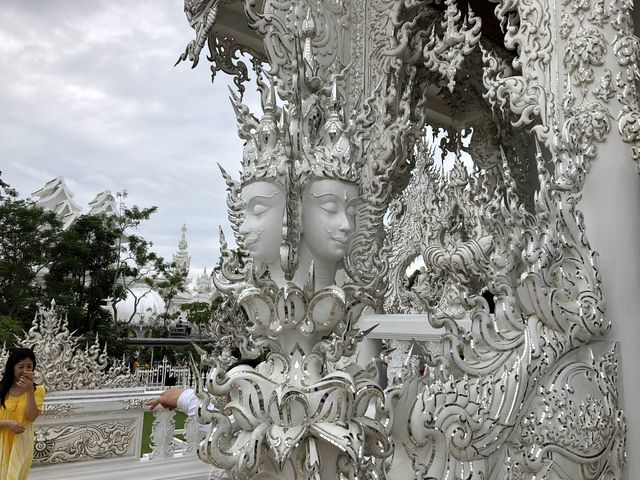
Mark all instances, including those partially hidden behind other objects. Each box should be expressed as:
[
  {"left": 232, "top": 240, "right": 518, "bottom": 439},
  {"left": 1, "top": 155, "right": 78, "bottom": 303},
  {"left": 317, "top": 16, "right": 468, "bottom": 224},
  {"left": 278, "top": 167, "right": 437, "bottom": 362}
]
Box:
[{"left": 176, "top": 388, "right": 198, "bottom": 417}]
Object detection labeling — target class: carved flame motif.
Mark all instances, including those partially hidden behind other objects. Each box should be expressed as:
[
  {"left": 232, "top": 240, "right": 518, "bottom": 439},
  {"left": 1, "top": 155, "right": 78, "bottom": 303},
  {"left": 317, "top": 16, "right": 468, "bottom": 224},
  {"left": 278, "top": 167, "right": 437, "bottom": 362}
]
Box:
[
  {"left": 0, "top": 302, "right": 137, "bottom": 392},
  {"left": 423, "top": 0, "right": 482, "bottom": 92}
]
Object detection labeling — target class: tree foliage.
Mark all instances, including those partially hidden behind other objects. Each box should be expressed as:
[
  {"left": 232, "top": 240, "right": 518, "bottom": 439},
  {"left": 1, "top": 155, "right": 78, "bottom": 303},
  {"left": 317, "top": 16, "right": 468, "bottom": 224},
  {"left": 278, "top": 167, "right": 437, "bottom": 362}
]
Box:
[
  {"left": 156, "top": 264, "right": 188, "bottom": 330},
  {"left": 0, "top": 176, "right": 184, "bottom": 356},
  {"left": 108, "top": 192, "right": 168, "bottom": 327},
  {"left": 0, "top": 314, "right": 24, "bottom": 345},
  {"left": 46, "top": 214, "right": 120, "bottom": 334},
  {"left": 0, "top": 174, "right": 62, "bottom": 326},
  {"left": 180, "top": 297, "right": 221, "bottom": 336}
]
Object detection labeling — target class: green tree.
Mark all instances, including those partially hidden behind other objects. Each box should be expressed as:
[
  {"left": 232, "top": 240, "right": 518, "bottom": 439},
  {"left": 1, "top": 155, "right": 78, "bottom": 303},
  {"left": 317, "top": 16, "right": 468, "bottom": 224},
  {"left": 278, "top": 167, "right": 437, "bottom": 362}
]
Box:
[
  {"left": 46, "top": 214, "right": 119, "bottom": 334},
  {"left": 180, "top": 298, "right": 221, "bottom": 337},
  {"left": 108, "top": 192, "right": 166, "bottom": 327},
  {"left": 45, "top": 192, "right": 173, "bottom": 359},
  {"left": 155, "top": 264, "right": 188, "bottom": 331},
  {"left": 0, "top": 315, "right": 24, "bottom": 346},
  {"left": 0, "top": 174, "right": 62, "bottom": 326}
]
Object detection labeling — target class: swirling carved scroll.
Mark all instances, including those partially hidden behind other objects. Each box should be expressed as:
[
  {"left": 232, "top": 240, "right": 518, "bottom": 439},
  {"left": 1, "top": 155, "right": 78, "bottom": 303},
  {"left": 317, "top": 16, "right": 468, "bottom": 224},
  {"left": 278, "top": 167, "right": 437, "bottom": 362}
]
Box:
[{"left": 33, "top": 420, "right": 135, "bottom": 465}]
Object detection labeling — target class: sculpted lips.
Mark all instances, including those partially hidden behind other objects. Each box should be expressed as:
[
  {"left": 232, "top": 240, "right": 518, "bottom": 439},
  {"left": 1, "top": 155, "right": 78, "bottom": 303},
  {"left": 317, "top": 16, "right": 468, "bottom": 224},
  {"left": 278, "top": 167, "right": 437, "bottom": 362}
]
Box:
[
  {"left": 244, "top": 236, "right": 260, "bottom": 249},
  {"left": 330, "top": 236, "right": 349, "bottom": 246}
]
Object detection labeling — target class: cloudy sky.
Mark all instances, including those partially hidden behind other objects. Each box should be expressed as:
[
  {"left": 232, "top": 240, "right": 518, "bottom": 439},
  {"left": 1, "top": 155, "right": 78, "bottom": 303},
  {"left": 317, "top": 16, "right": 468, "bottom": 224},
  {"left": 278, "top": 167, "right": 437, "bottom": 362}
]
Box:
[{"left": 0, "top": 0, "right": 259, "bottom": 279}]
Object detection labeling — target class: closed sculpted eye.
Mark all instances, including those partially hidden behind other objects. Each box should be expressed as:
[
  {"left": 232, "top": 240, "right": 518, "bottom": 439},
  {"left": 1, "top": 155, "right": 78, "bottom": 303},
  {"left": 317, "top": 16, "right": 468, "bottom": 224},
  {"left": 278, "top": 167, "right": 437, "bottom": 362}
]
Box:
[
  {"left": 251, "top": 203, "right": 270, "bottom": 215},
  {"left": 320, "top": 201, "right": 338, "bottom": 214}
]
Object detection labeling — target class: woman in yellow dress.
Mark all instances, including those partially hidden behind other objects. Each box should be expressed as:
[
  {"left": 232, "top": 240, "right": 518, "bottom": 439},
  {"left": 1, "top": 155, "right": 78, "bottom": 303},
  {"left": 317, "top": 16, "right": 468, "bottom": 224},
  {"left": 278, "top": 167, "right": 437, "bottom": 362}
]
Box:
[{"left": 0, "top": 348, "right": 45, "bottom": 480}]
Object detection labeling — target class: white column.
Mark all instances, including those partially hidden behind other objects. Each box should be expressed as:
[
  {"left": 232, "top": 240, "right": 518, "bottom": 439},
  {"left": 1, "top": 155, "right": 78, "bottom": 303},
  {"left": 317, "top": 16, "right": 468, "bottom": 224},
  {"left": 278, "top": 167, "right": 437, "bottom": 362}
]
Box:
[{"left": 580, "top": 141, "right": 640, "bottom": 480}]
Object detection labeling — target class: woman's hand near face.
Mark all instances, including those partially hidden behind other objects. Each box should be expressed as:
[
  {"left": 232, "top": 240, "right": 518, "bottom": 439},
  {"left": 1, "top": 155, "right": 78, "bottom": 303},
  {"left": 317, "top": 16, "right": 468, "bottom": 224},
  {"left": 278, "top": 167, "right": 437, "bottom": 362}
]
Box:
[{"left": 15, "top": 371, "right": 34, "bottom": 394}]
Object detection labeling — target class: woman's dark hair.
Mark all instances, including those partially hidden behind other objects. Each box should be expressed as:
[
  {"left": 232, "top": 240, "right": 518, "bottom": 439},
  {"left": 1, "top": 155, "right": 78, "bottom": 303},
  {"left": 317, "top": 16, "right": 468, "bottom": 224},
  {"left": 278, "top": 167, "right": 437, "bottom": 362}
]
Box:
[{"left": 0, "top": 348, "right": 37, "bottom": 408}]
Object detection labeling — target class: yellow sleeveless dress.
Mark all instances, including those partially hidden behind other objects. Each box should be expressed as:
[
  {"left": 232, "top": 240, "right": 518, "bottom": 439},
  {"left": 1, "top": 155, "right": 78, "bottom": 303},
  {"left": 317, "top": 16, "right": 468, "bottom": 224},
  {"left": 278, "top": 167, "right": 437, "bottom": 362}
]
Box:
[{"left": 0, "top": 385, "right": 45, "bottom": 480}]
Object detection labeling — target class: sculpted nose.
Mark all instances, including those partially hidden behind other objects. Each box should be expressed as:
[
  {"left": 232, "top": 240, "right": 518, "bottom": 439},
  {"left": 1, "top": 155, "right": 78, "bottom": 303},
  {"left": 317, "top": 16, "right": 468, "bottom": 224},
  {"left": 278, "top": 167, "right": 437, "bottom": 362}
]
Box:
[
  {"left": 239, "top": 218, "right": 250, "bottom": 235},
  {"left": 336, "top": 210, "right": 352, "bottom": 233}
]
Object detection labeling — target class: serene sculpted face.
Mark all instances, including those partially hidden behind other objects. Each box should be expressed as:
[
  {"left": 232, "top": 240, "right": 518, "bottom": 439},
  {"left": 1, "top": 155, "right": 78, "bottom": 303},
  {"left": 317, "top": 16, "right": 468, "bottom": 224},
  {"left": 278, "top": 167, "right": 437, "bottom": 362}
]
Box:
[
  {"left": 239, "top": 181, "right": 285, "bottom": 266},
  {"left": 301, "top": 179, "right": 359, "bottom": 265}
]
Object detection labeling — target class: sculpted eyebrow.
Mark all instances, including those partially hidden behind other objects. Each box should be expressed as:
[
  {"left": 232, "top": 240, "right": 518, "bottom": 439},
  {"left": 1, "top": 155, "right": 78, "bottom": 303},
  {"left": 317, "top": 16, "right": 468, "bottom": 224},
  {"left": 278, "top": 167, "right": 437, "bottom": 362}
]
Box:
[
  {"left": 246, "top": 192, "right": 279, "bottom": 204},
  {"left": 312, "top": 192, "right": 360, "bottom": 203},
  {"left": 311, "top": 193, "right": 340, "bottom": 200}
]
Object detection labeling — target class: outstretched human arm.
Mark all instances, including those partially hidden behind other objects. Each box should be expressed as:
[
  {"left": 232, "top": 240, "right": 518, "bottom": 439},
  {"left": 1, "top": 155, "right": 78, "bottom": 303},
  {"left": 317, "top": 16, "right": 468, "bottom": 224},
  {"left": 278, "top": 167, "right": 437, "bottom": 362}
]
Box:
[{"left": 146, "top": 388, "right": 200, "bottom": 417}]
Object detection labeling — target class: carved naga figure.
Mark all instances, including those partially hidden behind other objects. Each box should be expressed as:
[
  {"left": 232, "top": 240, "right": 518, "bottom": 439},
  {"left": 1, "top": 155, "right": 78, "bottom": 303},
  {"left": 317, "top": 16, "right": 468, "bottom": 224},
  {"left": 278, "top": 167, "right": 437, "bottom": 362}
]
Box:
[{"left": 178, "top": 0, "right": 631, "bottom": 478}]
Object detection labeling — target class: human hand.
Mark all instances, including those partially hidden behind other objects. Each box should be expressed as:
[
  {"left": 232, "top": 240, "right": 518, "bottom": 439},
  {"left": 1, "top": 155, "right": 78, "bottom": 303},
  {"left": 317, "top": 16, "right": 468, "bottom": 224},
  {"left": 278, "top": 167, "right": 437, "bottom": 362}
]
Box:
[
  {"left": 3, "top": 420, "right": 25, "bottom": 434},
  {"left": 145, "top": 388, "right": 185, "bottom": 411},
  {"left": 15, "top": 372, "right": 34, "bottom": 394}
]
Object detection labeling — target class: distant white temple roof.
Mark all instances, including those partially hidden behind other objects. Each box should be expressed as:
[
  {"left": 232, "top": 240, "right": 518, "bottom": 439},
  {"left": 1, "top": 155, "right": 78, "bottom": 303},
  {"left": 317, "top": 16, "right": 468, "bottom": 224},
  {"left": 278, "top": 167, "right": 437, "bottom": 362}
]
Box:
[
  {"left": 32, "top": 176, "right": 82, "bottom": 229},
  {"left": 87, "top": 190, "right": 118, "bottom": 216}
]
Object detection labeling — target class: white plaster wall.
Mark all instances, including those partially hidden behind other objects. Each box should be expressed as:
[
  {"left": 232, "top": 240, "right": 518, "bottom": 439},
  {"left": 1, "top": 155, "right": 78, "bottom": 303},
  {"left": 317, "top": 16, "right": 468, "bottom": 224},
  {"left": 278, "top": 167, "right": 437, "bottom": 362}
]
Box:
[{"left": 579, "top": 141, "right": 640, "bottom": 480}]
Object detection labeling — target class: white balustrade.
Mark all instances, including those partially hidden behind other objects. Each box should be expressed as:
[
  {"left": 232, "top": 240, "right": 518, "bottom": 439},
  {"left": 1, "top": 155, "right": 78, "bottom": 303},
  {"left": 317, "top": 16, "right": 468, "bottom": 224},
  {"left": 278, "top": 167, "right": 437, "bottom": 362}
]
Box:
[
  {"left": 135, "top": 357, "right": 208, "bottom": 388},
  {"left": 29, "top": 387, "right": 221, "bottom": 480}
]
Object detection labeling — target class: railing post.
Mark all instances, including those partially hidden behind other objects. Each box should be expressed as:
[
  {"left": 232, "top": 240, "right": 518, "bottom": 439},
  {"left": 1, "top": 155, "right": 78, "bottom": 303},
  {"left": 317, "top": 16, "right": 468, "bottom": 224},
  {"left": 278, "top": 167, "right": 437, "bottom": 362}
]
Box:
[
  {"left": 184, "top": 414, "right": 205, "bottom": 454},
  {"left": 149, "top": 407, "right": 176, "bottom": 458}
]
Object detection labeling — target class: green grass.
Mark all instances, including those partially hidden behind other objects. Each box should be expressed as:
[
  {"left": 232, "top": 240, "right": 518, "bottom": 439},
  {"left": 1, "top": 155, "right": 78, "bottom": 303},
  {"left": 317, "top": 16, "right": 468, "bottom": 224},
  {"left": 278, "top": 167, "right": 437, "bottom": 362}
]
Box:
[{"left": 140, "top": 411, "right": 187, "bottom": 456}]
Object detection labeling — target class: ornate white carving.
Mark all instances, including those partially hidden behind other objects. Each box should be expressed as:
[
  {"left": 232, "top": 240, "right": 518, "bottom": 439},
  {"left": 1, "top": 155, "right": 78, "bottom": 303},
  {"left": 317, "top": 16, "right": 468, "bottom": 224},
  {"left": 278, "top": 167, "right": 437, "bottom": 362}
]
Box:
[
  {"left": 611, "top": 0, "right": 640, "bottom": 166},
  {"left": 184, "top": 414, "right": 205, "bottom": 454},
  {"left": 41, "top": 403, "right": 79, "bottom": 417},
  {"left": 423, "top": 0, "right": 482, "bottom": 92},
  {"left": 0, "top": 302, "right": 138, "bottom": 392},
  {"left": 481, "top": 0, "right": 554, "bottom": 139},
  {"left": 178, "top": 0, "right": 632, "bottom": 478},
  {"left": 208, "top": 35, "right": 264, "bottom": 98},
  {"left": 177, "top": 0, "right": 220, "bottom": 68},
  {"left": 150, "top": 407, "right": 177, "bottom": 459},
  {"left": 33, "top": 420, "right": 136, "bottom": 465},
  {"left": 594, "top": 68, "right": 618, "bottom": 101},
  {"left": 564, "top": 27, "right": 607, "bottom": 94}
]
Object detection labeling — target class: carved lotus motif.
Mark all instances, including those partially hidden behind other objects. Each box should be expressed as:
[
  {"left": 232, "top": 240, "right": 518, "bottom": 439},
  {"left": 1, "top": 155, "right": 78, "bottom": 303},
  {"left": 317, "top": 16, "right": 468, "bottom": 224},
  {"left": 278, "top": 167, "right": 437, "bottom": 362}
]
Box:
[
  {"left": 198, "top": 359, "right": 389, "bottom": 478},
  {"left": 239, "top": 282, "right": 347, "bottom": 337},
  {"left": 235, "top": 277, "right": 371, "bottom": 361}
]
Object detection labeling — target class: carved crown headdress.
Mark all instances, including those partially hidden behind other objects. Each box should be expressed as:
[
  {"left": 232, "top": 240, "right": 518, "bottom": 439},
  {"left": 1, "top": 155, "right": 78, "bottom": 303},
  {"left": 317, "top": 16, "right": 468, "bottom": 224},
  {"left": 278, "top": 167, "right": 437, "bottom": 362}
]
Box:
[
  {"left": 231, "top": 27, "right": 362, "bottom": 187},
  {"left": 231, "top": 76, "right": 290, "bottom": 186}
]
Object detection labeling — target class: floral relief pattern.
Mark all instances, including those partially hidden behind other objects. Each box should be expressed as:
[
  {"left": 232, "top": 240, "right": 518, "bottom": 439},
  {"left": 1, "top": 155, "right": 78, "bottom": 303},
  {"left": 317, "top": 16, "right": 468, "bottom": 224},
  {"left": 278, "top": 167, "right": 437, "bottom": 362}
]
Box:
[
  {"left": 610, "top": 0, "right": 640, "bottom": 166},
  {"left": 593, "top": 69, "right": 617, "bottom": 101},
  {"left": 564, "top": 27, "right": 607, "bottom": 93}
]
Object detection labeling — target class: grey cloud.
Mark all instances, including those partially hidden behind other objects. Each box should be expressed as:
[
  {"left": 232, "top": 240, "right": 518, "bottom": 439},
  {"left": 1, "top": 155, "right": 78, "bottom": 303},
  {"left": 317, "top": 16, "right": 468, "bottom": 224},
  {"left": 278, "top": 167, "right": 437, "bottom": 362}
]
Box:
[{"left": 1, "top": 0, "right": 256, "bottom": 275}]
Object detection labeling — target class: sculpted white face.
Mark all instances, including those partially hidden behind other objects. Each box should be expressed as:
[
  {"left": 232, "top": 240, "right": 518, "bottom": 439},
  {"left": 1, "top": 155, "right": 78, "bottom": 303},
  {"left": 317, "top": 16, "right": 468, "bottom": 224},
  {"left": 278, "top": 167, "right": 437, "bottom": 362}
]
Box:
[
  {"left": 239, "top": 181, "right": 285, "bottom": 265},
  {"left": 301, "top": 179, "right": 359, "bottom": 264}
]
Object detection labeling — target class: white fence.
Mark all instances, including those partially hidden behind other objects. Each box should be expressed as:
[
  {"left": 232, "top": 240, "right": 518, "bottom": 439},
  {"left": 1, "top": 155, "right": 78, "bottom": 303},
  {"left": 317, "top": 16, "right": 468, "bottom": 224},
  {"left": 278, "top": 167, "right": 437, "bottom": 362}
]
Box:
[{"left": 134, "top": 357, "right": 207, "bottom": 388}]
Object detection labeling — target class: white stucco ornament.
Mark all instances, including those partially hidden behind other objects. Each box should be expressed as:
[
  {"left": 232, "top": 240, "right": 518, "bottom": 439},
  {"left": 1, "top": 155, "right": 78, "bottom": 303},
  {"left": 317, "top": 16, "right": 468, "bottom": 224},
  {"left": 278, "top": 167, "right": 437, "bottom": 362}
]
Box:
[{"left": 177, "top": 0, "right": 635, "bottom": 478}]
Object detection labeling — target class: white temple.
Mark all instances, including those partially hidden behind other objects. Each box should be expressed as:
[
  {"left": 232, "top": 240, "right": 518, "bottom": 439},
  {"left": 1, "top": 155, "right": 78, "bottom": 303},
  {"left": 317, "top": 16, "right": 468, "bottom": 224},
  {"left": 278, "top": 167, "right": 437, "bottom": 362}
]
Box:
[
  {"left": 173, "top": 223, "right": 191, "bottom": 275},
  {"left": 31, "top": 176, "right": 83, "bottom": 229},
  {"left": 10, "top": 1, "right": 640, "bottom": 479},
  {"left": 32, "top": 177, "right": 119, "bottom": 229}
]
